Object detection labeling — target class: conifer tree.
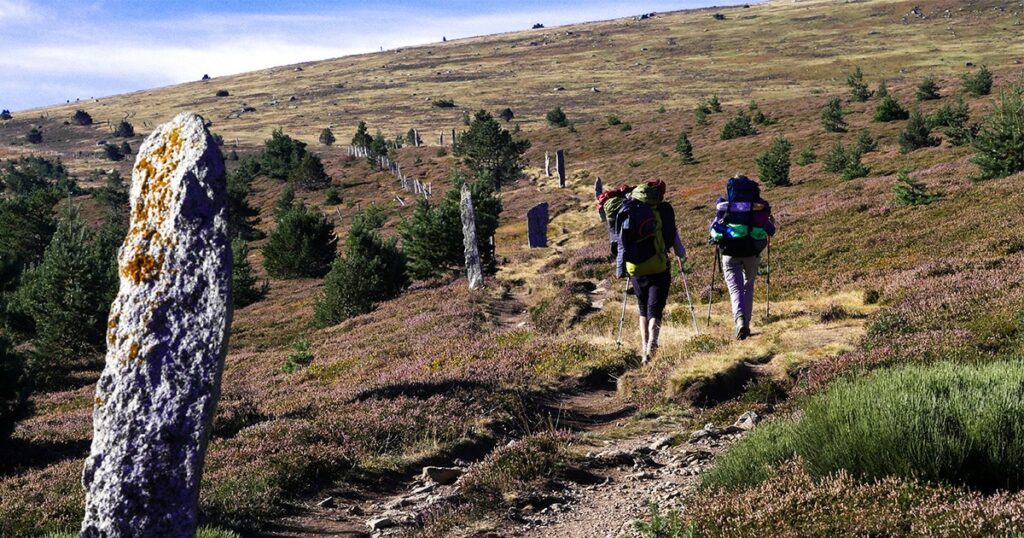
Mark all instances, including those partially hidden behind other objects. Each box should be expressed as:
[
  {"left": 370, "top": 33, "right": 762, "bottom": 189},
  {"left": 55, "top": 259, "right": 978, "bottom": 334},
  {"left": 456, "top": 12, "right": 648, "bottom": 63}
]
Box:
[
  {"left": 113, "top": 119, "right": 135, "bottom": 137},
  {"left": 546, "top": 107, "right": 569, "bottom": 127},
  {"left": 841, "top": 148, "right": 870, "bottom": 180},
  {"left": 453, "top": 110, "right": 531, "bottom": 190},
  {"left": 675, "top": 131, "right": 695, "bottom": 164},
  {"left": 26, "top": 128, "right": 42, "bottom": 144},
  {"left": 755, "top": 136, "right": 792, "bottom": 187},
  {"left": 892, "top": 169, "right": 938, "bottom": 205},
  {"left": 0, "top": 336, "right": 28, "bottom": 441},
  {"left": 856, "top": 129, "right": 878, "bottom": 154},
  {"left": 288, "top": 153, "right": 330, "bottom": 191},
  {"left": 874, "top": 95, "right": 909, "bottom": 122},
  {"left": 319, "top": 128, "right": 336, "bottom": 146},
  {"left": 796, "top": 146, "right": 817, "bottom": 166},
  {"left": 898, "top": 109, "right": 940, "bottom": 153},
  {"left": 823, "top": 141, "right": 850, "bottom": 173},
  {"left": 876, "top": 79, "right": 889, "bottom": 99},
  {"left": 708, "top": 95, "right": 723, "bottom": 112},
  {"left": 847, "top": 66, "right": 871, "bottom": 102},
  {"left": 232, "top": 238, "right": 268, "bottom": 308},
  {"left": 721, "top": 111, "right": 757, "bottom": 140},
  {"left": 273, "top": 184, "right": 296, "bottom": 220},
  {"left": 962, "top": 65, "right": 993, "bottom": 97},
  {"left": 821, "top": 96, "right": 847, "bottom": 133},
  {"left": 971, "top": 85, "right": 1024, "bottom": 180},
  {"left": 261, "top": 129, "right": 308, "bottom": 180},
  {"left": 916, "top": 76, "right": 941, "bottom": 101},
  {"left": 351, "top": 121, "right": 373, "bottom": 148},
  {"left": 262, "top": 201, "right": 337, "bottom": 279}
]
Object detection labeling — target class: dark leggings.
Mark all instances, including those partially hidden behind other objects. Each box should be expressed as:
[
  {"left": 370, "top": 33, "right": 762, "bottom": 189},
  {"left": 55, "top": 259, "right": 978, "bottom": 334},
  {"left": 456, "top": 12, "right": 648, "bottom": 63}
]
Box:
[{"left": 631, "top": 269, "right": 671, "bottom": 320}]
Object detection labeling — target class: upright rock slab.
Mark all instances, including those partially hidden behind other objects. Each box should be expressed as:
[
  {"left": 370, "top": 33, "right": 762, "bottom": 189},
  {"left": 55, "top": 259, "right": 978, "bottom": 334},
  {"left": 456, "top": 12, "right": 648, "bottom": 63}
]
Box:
[
  {"left": 460, "top": 185, "right": 484, "bottom": 289},
  {"left": 556, "top": 149, "right": 566, "bottom": 187},
  {"left": 81, "top": 112, "right": 232, "bottom": 538},
  {"left": 527, "top": 203, "right": 549, "bottom": 248}
]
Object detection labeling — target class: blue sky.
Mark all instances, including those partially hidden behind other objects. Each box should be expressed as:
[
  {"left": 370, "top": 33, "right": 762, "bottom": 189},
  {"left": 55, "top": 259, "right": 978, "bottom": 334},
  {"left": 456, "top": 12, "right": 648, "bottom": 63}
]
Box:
[{"left": 1, "top": 0, "right": 750, "bottom": 111}]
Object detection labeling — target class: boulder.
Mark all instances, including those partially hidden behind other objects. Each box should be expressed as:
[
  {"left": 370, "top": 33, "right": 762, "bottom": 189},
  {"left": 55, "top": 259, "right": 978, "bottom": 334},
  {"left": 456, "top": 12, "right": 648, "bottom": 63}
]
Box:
[
  {"left": 80, "top": 112, "right": 231, "bottom": 537},
  {"left": 422, "top": 465, "right": 464, "bottom": 485},
  {"left": 734, "top": 410, "right": 761, "bottom": 431}
]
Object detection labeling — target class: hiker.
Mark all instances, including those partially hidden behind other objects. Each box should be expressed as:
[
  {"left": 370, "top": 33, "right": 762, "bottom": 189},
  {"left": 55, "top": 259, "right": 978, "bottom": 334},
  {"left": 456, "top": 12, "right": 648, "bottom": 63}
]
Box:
[
  {"left": 609, "top": 180, "right": 686, "bottom": 364},
  {"left": 708, "top": 175, "right": 776, "bottom": 340}
]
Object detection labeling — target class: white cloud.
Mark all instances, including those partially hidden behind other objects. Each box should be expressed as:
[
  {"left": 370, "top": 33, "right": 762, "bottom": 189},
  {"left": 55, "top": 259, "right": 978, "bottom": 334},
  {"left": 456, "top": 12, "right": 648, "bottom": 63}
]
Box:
[{"left": 0, "top": 0, "right": 41, "bottom": 22}]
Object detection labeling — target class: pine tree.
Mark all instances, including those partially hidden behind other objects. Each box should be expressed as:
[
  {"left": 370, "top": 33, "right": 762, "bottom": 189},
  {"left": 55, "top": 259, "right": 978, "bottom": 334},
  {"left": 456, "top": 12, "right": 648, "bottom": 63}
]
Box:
[
  {"left": 314, "top": 208, "right": 408, "bottom": 326},
  {"left": 841, "top": 148, "right": 870, "bottom": 180},
  {"left": 823, "top": 141, "right": 850, "bottom": 173},
  {"left": 755, "top": 136, "right": 792, "bottom": 187},
  {"left": 821, "top": 96, "right": 847, "bottom": 133},
  {"left": 319, "top": 128, "right": 335, "bottom": 146},
  {"left": 0, "top": 336, "right": 28, "bottom": 441},
  {"left": 288, "top": 153, "right": 331, "bottom": 191},
  {"left": 232, "top": 238, "right": 268, "bottom": 308},
  {"left": 17, "top": 202, "right": 115, "bottom": 387},
  {"left": 916, "top": 76, "right": 941, "bottom": 101},
  {"left": 962, "top": 65, "right": 993, "bottom": 97},
  {"left": 675, "top": 131, "right": 695, "bottom": 164},
  {"left": 708, "top": 95, "right": 723, "bottom": 112},
  {"left": 695, "top": 105, "right": 709, "bottom": 126},
  {"left": 847, "top": 66, "right": 872, "bottom": 102},
  {"left": 262, "top": 202, "right": 338, "bottom": 279},
  {"left": 796, "top": 146, "right": 817, "bottom": 166},
  {"left": 874, "top": 95, "right": 909, "bottom": 122},
  {"left": 453, "top": 110, "right": 531, "bottom": 190},
  {"left": 856, "top": 129, "right": 878, "bottom": 154},
  {"left": 898, "top": 109, "right": 940, "bottom": 153},
  {"left": 26, "top": 127, "right": 42, "bottom": 144},
  {"left": 113, "top": 119, "right": 135, "bottom": 137},
  {"left": 260, "top": 129, "right": 308, "bottom": 180},
  {"left": 546, "top": 107, "right": 569, "bottom": 127},
  {"left": 273, "top": 184, "right": 296, "bottom": 220},
  {"left": 399, "top": 176, "right": 502, "bottom": 280},
  {"left": 119, "top": 141, "right": 132, "bottom": 156},
  {"left": 499, "top": 108, "right": 515, "bottom": 122},
  {"left": 876, "top": 79, "right": 889, "bottom": 99},
  {"left": 721, "top": 111, "right": 757, "bottom": 140},
  {"left": 72, "top": 110, "right": 93, "bottom": 126},
  {"left": 971, "top": 85, "right": 1024, "bottom": 180},
  {"left": 102, "top": 143, "right": 124, "bottom": 161},
  {"left": 324, "top": 186, "right": 342, "bottom": 205},
  {"left": 892, "top": 169, "right": 938, "bottom": 206},
  {"left": 226, "top": 160, "right": 261, "bottom": 240},
  {"left": 351, "top": 121, "right": 373, "bottom": 148}
]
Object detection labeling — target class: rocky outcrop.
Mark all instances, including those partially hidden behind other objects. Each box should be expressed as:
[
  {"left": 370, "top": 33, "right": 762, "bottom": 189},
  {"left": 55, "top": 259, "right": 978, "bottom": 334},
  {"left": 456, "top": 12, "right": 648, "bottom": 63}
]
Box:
[{"left": 80, "top": 112, "right": 232, "bottom": 537}]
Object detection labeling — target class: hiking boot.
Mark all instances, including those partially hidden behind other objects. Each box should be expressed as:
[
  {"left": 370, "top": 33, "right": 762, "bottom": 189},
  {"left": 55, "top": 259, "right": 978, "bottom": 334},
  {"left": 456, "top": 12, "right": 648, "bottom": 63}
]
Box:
[
  {"left": 739, "top": 326, "right": 751, "bottom": 340},
  {"left": 735, "top": 324, "right": 745, "bottom": 340}
]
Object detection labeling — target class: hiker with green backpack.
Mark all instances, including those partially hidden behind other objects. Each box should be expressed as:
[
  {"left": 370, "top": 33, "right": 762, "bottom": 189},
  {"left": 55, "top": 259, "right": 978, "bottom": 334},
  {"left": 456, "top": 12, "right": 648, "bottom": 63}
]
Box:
[
  {"left": 600, "top": 180, "right": 687, "bottom": 364},
  {"left": 708, "top": 175, "right": 776, "bottom": 340}
]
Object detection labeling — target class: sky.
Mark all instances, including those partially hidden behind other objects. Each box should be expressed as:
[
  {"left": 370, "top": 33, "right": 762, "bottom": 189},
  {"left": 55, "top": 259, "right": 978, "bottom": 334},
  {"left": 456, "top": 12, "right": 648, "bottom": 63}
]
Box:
[{"left": 0, "top": 0, "right": 751, "bottom": 112}]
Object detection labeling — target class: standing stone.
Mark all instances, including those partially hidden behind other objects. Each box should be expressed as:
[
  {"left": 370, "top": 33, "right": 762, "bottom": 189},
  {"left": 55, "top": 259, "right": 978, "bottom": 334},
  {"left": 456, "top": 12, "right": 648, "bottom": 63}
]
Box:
[
  {"left": 556, "top": 149, "right": 566, "bottom": 187},
  {"left": 460, "top": 185, "right": 484, "bottom": 289},
  {"left": 439, "top": 132, "right": 444, "bottom": 145},
  {"left": 595, "top": 177, "right": 606, "bottom": 222},
  {"left": 544, "top": 151, "right": 551, "bottom": 177},
  {"left": 413, "top": 129, "right": 421, "bottom": 147},
  {"left": 80, "top": 112, "right": 232, "bottom": 538},
  {"left": 527, "top": 203, "right": 549, "bottom": 248},
  {"left": 451, "top": 128, "right": 457, "bottom": 145}
]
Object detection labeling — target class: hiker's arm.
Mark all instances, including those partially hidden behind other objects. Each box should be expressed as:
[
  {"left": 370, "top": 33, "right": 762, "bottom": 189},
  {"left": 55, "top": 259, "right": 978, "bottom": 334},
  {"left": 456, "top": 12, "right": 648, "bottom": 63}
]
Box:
[
  {"left": 672, "top": 231, "right": 686, "bottom": 260},
  {"left": 763, "top": 201, "right": 777, "bottom": 236}
]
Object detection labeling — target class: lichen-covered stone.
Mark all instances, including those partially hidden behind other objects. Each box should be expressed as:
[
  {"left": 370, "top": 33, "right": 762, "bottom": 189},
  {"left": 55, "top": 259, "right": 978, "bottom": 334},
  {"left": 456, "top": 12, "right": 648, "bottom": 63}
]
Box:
[
  {"left": 460, "top": 184, "right": 484, "bottom": 289},
  {"left": 81, "top": 112, "right": 231, "bottom": 538}
]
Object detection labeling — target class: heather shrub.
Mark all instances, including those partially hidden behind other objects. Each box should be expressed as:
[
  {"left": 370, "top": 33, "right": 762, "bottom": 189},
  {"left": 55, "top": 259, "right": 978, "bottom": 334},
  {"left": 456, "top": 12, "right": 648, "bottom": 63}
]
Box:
[
  {"left": 898, "top": 109, "right": 940, "bottom": 153},
  {"left": 675, "top": 131, "right": 695, "bottom": 164},
  {"left": 962, "top": 65, "right": 993, "bottom": 96},
  {"left": 314, "top": 207, "right": 408, "bottom": 326},
  {"left": 529, "top": 283, "right": 591, "bottom": 334},
  {"left": 546, "top": 106, "right": 569, "bottom": 127},
  {"left": 232, "top": 238, "right": 268, "bottom": 308},
  {"left": 971, "top": 84, "right": 1024, "bottom": 180},
  {"left": 821, "top": 96, "right": 847, "bottom": 133},
  {"left": 720, "top": 110, "right": 757, "bottom": 140},
  {"left": 847, "top": 66, "right": 871, "bottom": 102},
  {"left": 874, "top": 95, "right": 909, "bottom": 122},
  {"left": 262, "top": 202, "right": 337, "bottom": 279},
  {"left": 706, "top": 361, "right": 1024, "bottom": 493},
  {"left": 460, "top": 432, "right": 570, "bottom": 502},
  {"left": 916, "top": 76, "right": 941, "bottom": 100},
  {"left": 755, "top": 136, "right": 791, "bottom": 187}
]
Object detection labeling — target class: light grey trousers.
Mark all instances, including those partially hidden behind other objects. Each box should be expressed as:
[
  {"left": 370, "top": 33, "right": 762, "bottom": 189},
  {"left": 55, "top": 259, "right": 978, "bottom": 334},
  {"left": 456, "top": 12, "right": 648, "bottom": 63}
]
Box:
[{"left": 721, "top": 255, "right": 759, "bottom": 329}]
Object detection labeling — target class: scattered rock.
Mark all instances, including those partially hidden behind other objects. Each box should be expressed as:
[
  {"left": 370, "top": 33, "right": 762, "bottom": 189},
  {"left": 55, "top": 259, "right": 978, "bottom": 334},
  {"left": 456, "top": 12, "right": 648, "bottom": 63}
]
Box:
[
  {"left": 553, "top": 86, "right": 565, "bottom": 91},
  {"left": 649, "top": 434, "right": 682, "bottom": 451},
  {"left": 422, "top": 466, "right": 464, "bottom": 485},
  {"left": 366, "top": 516, "right": 396, "bottom": 530},
  {"left": 410, "top": 482, "right": 436, "bottom": 495},
  {"left": 317, "top": 496, "right": 335, "bottom": 508},
  {"left": 734, "top": 411, "right": 761, "bottom": 431},
  {"left": 689, "top": 423, "right": 722, "bottom": 442}
]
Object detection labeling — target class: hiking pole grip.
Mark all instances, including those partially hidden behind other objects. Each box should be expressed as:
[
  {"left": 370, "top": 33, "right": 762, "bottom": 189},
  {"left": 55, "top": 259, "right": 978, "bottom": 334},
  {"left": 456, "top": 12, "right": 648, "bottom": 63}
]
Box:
[{"left": 678, "top": 257, "right": 700, "bottom": 335}]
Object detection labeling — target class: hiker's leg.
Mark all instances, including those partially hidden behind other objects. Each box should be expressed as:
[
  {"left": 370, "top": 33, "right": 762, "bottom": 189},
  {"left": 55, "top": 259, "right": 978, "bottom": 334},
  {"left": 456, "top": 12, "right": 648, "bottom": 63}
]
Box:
[
  {"left": 721, "top": 255, "right": 746, "bottom": 334},
  {"left": 645, "top": 270, "right": 671, "bottom": 360},
  {"left": 740, "top": 256, "right": 759, "bottom": 332},
  {"left": 633, "top": 277, "right": 649, "bottom": 359}
]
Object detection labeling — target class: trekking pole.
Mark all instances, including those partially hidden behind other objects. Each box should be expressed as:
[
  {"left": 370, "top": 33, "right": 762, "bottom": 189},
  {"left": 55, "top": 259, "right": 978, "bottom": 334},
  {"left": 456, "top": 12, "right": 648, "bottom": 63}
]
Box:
[
  {"left": 677, "top": 257, "right": 700, "bottom": 335},
  {"left": 764, "top": 239, "right": 772, "bottom": 320},
  {"left": 706, "top": 246, "right": 719, "bottom": 328},
  {"left": 616, "top": 278, "right": 630, "bottom": 349}
]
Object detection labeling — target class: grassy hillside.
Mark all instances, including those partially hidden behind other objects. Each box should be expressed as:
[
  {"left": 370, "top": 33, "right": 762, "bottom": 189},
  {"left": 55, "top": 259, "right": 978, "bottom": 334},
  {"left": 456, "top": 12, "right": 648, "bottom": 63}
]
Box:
[{"left": 2, "top": 0, "right": 1024, "bottom": 536}]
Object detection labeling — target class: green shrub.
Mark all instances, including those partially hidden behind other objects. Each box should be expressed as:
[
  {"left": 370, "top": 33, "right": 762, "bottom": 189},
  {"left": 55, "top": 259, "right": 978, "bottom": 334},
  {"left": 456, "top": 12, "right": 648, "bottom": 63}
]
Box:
[
  {"left": 26, "top": 127, "right": 42, "bottom": 144},
  {"left": 262, "top": 202, "right": 337, "bottom": 279},
  {"left": 675, "top": 131, "right": 695, "bottom": 164},
  {"left": 971, "top": 84, "right": 1024, "bottom": 180},
  {"left": 707, "top": 361, "right": 1024, "bottom": 492},
  {"left": 927, "top": 96, "right": 970, "bottom": 128},
  {"left": 399, "top": 177, "right": 501, "bottom": 280},
  {"left": 620, "top": 122, "right": 633, "bottom": 132},
  {"left": 898, "top": 109, "right": 940, "bottom": 153},
  {"left": 606, "top": 114, "right": 621, "bottom": 126},
  {"left": 215, "top": 89, "right": 230, "bottom": 97},
  {"left": 916, "top": 76, "right": 941, "bottom": 101},
  {"left": 324, "top": 186, "right": 341, "bottom": 205},
  {"left": 499, "top": 107, "right": 514, "bottom": 122},
  {"left": 546, "top": 106, "right": 569, "bottom": 127},
  {"left": 841, "top": 148, "right": 870, "bottom": 180},
  {"left": 876, "top": 79, "right": 889, "bottom": 98},
  {"left": 113, "top": 119, "right": 134, "bottom": 137},
  {"left": 453, "top": 110, "right": 531, "bottom": 190},
  {"left": 281, "top": 336, "right": 313, "bottom": 373},
  {"left": 755, "top": 136, "right": 792, "bottom": 187},
  {"left": 822, "top": 142, "right": 849, "bottom": 173},
  {"left": 962, "top": 65, "right": 993, "bottom": 97},
  {"left": 752, "top": 109, "right": 775, "bottom": 126},
  {"left": 72, "top": 110, "right": 92, "bottom": 126},
  {"left": 855, "top": 129, "right": 877, "bottom": 153},
  {"left": 795, "top": 146, "right": 816, "bottom": 166},
  {"left": 260, "top": 129, "right": 308, "bottom": 180},
  {"left": 695, "top": 105, "right": 709, "bottom": 126},
  {"left": 0, "top": 155, "right": 72, "bottom": 196},
  {"left": 351, "top": 120, "right": 372, "bottom": 148},
  {"left": 821, "top": 96, "right": 847, "bottom": 133},
  {"left": 232, "top": 238, "right": 268, "bottom": 308},
  {"left": 847, "top": 66, "right": 871, "bottom": 102},
  {"left": 874, "top": 95, "right": 909, "bottom": 122},
  {"left": 893, "top": 169, "right": 939, "bottom": 206},
  {"left": 102, "top": 143, "right": 124, "bottom": 161},
  {"left": 720, "top": 110, "right": 757, "bottom": 140},
  {"left": 314, "top": 207, "right": 408, "bottom": 325},
  {"left": 0, "top": 109, "right": 11, "bottom": 120},
  {"left": 288, "top": 153, "right": 330, "bottom": 191},
  {"left": 634, "top": 503, "right": 693, "bottom": 538},
  {"left": 273, "top": 184, "right": 296, "bottom": 220},
  {"left": 318, "top": 128, "right": 335, "bottom": 146}
]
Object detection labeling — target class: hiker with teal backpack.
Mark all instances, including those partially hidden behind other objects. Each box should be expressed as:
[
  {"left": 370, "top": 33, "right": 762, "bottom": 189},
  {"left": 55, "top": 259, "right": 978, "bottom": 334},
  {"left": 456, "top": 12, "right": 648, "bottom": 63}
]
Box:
[
  {"left": 604, "top": 180, "right": 686, "bottom": 364},
  {"left": 708, "top": 175, "right": 776, "bottom": 340}
]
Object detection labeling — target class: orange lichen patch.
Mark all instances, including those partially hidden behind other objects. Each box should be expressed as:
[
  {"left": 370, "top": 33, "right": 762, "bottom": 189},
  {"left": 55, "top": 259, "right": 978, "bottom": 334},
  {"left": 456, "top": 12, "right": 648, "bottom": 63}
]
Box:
[
  {"left": 94, "top": 395, "right": 104, "bottom": 407},
  {"left": 121, "top": 252, "right": 164, "bottom": 284},
  {"left": 127, "top": 342, "right": 140, "bottom": 362}
]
